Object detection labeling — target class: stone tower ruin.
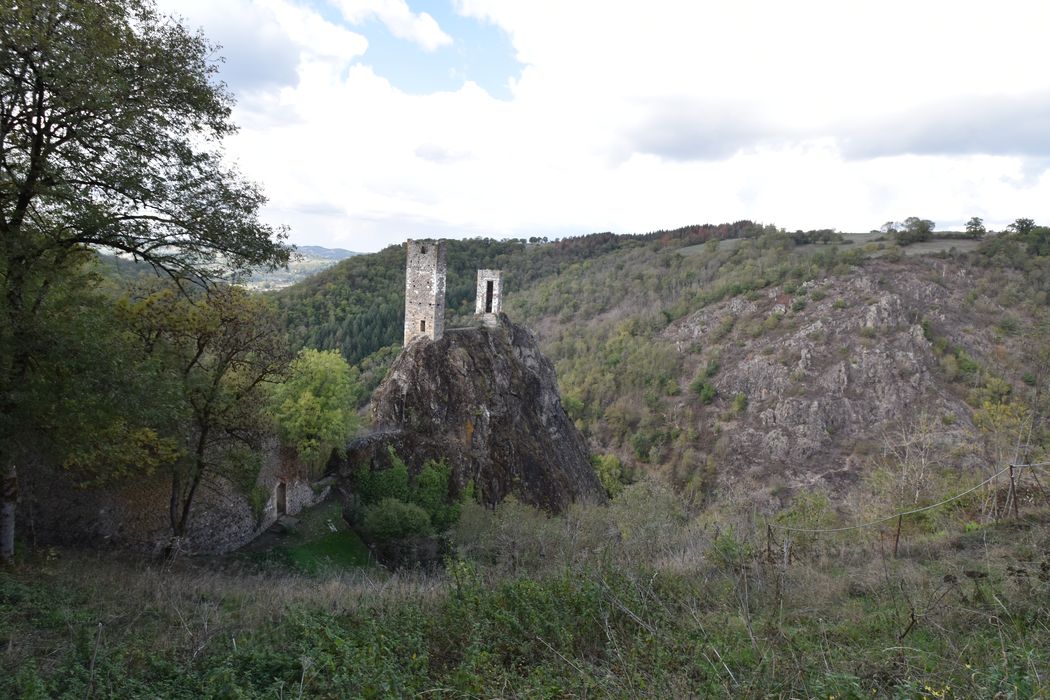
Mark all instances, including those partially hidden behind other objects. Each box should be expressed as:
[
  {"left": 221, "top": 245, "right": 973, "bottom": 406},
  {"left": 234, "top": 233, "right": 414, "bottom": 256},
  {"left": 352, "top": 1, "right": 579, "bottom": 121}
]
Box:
[
  {"left": 404, "top": 239, "right": 446, "bottom": 344},
  {"left": 475, "top": 269, "right": 503, "bottom": 325}
]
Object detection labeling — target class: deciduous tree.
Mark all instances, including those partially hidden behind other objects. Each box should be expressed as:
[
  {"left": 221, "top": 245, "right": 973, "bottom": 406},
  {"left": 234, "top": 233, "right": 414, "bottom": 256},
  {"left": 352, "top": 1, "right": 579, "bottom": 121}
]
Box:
[
  {"left": 121, "top": 284, "right": 291, "bottom": 555},
  {"left": 1008, "top": 217, "right": 1036, "bottom": 237},
  {"left": 0, "top": 0, "right": 291, "bottom": 563},
  {"left": 965, "top": 216, "right": 986, "bottom": 239},
  {"left": 270, "top": 349, "right": 362, "bottom": 475}
]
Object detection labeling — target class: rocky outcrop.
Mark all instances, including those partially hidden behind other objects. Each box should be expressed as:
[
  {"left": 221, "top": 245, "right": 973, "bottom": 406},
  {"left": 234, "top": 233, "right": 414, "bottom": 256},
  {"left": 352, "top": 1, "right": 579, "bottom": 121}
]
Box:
[
  {"left": 659, "top": 259, "right": 1012, "bottom": 500},
  {"left": 346, "top": 315, "right": 605, "bottom": 512}
]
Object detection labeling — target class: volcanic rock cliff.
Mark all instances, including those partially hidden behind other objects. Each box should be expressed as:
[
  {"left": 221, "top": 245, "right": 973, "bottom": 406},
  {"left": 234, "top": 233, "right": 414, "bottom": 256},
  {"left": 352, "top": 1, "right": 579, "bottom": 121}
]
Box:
[
  {"left": 346, "top": 315, "right": 605, "bottom": 512},
  {"left": 656, "top": 257, "right": 1042, "bottom": 504}
]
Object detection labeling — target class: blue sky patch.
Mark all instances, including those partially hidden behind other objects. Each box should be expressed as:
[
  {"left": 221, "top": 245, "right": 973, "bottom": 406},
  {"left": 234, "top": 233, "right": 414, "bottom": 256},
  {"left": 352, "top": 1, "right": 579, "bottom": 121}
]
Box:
[{"left": 313, "top": 0, "right": 521, "bottom": 99}]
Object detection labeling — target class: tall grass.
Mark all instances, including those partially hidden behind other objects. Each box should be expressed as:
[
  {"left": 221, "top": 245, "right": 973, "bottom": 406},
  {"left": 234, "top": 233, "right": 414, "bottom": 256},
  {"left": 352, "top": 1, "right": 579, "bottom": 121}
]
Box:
[{"left": 3, "top": 480, "right": 1049, "bottom": 697}]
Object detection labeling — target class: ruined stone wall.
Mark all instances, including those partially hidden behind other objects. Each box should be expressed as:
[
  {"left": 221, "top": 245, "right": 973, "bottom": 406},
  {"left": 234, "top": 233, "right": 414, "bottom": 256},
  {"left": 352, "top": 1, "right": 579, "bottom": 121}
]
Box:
[
  {"left": 404, "top": 239, "right": 447, "bottom": 344},
  {"left": 21, "top": 438, "right": 327, "bottom": 556},
  {"left": 475, "top": 269, "right": 503, "bottom": 325}
]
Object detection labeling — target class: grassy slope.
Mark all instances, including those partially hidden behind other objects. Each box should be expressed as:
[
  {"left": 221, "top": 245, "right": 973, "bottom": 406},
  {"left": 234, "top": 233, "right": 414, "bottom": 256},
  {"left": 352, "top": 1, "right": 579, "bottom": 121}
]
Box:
[
  {"left": 3, "top": 486, "right": 1048, "bottom": 697},
  {"left": 237, "top": 499, "right": 370, "bottom": 574}
]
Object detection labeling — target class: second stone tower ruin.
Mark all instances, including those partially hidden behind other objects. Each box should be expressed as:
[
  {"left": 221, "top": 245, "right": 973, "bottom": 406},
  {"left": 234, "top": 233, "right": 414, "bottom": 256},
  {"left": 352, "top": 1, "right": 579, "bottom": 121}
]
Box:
[{"left": 475, "top": 269, "right": 503, "bottom": 325}]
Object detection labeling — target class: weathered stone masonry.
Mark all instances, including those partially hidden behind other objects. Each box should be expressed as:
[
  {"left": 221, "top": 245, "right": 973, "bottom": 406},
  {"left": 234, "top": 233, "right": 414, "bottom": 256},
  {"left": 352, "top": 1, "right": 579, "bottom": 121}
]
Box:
[
  {"left": 475, "top": 269, "right": 503, "bottom": 325},
  {"left": 403, "top": 239, "right": 447, "bottom": 344}
]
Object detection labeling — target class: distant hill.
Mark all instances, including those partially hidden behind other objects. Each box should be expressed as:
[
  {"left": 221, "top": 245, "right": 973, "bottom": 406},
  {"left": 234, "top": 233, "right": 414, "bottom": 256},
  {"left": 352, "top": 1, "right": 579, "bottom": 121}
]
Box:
[
  {"left": 296, "top": 245, "right": 358, "bottom": 260},
  {"left": 241, "top": 245, "right": 359, "bottom": 291},
  {"left": 94, "top": 245, "right": 361, "bottom": 292}
]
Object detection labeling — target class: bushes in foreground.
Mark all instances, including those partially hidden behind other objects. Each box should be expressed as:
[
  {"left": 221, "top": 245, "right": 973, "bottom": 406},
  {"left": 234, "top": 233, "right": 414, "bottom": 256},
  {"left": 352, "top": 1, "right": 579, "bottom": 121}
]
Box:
[
  {"left": 3, "top": 480, "right": 1049, "bottom": 697},
  {"left": 351, "top": 449, "right": 462, "bottom": 542}
]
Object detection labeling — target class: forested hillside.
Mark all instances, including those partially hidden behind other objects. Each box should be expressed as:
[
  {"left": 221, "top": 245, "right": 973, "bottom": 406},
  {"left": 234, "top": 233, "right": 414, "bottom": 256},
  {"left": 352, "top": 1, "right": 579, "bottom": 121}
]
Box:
[
  {"left": 279, "top": 223, "right": 1050, "bottom": 507},
  {"left": 275, "top": 222, "right": 771, "bottom": 364}
]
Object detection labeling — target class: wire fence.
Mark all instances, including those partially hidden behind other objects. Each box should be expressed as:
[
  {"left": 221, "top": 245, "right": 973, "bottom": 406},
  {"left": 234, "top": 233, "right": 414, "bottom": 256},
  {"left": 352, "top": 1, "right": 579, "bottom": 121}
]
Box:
[{"left": 769, "top": 460, "right": 1050, "bottom": 535}]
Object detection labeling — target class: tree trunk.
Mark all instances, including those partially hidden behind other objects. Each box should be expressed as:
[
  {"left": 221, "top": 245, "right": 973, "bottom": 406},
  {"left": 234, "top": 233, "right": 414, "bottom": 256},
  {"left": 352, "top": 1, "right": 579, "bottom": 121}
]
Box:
[
  {"left": 165, "top": 432, "right": 208, "bottom": 560},
  {"left": 1, "top": 464, "right": 17, "bottom": 565}
]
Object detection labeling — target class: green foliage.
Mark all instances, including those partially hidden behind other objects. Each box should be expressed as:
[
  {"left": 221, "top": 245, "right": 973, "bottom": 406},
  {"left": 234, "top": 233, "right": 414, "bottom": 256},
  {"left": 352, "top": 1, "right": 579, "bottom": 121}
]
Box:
[
  {"left": 920, "top": 317, "right": 934, "bottom": 340},
  {"left": 731, "top": 393, "right": 748, "bottom": 414},
  {"left": 997, "top": 315, "right": 1020, "bottom": 335},
  {"left": 561, "top": 393, "right": 585, "bottom": 421},
  {"left": 965, "top": 216, "right": 986, "bottom": 239},
  {"left": 1008, "top": 217, "right": 1036, "bottom": 237},
  {"left": 0, "top": 0, "right": 292, "bottom": 562},
  {"left": 359, "top": 498, "right": 433, "bottom": 542},
  {"left": 591, "top": 453, "right": 625, "bottom": 498},
  {"left": 690, "top": 377, "right": 717, "bottom": 404},
  {"left": 270, "top": 349, "right": 361, "bottom": 474},
  {"left": 413, "top": 460, "right": 460, "bottom": 531},
  {"left": 776, "top": 491, "right": 835, "bottom": 530},
  {"left": 1025, "top": 226, "right": 1050, "bottom": 257},
  {"left": 355, "top": 451, "right": 460, "bottom": 534},
  {"left": 6, "top": 488, "right": 1050, "bottom": 698},
  {"left": 630, "top": 430, "right": 656, "bottom": 462},
  {"left": 121, "top": 283, "right": 292, "bottom": 539},
  {"left": 355, "top": 448, "right": 411, "bottom": 504},
  {"left": 892, "top": 217, "right": 935, "bottom": 246},
  {"left": 711, "top": 526, "right": 752, "bottom": 568}
]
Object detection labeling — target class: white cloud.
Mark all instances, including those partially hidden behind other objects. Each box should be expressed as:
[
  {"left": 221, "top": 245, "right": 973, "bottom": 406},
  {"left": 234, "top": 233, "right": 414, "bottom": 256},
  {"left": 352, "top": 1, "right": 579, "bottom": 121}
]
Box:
[
  {"left": 332, "top": 0, "right": 452, "bottom": 51},
  {"left": 259, "top": 0, "right": 368, "bottom": 63},
  {"left": 168, "top": 1, "right": 1050, "bottom": 250}
]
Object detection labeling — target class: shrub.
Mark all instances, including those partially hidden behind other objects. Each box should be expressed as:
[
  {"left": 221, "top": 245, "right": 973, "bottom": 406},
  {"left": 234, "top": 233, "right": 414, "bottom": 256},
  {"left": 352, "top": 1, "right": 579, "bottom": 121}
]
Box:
[
  {"left": 359, "top": 498, "right": 432, "bottom": 542},
  {"left": 355, "top": 448, "right": 410, "bottom": 504},
  {"left": 413, "top": 459, "right": 460, "bottom": 531},
  {"left": 354, "top": 451, "right": 464, "bottom": 534},
  {"left": 711, "top": 526, "right": 752, "bottom": 568},
  {"left": 591, "top": 453, "right": 625, "bottom": 497},
  {"left": 631, "top": 431, "right": 655, "bottom": 462},
  {"left": 731, "top": 393, "right": 748, "bottom": 414},
  {"left": 562, "top": 393, "right": 585, "bottom": 420},
  {"left": 690, "top": 377, "right": 717, "bottom": 404}
]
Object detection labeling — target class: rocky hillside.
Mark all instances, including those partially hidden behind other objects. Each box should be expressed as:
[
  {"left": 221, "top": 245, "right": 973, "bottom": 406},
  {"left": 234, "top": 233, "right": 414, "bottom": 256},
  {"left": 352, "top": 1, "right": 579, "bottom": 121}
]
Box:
[
  {"left": 660, "top": 259, "right": 1036, "bottom": 504},
  {"left": 337, "top": 315, "right": 606, "bottom": 512},
  {"left": 285, "top": 228, "right": 1048, "bottom": 508},
  {"left": 506, "top": 239, "right": 1049, "bottom": 507}
]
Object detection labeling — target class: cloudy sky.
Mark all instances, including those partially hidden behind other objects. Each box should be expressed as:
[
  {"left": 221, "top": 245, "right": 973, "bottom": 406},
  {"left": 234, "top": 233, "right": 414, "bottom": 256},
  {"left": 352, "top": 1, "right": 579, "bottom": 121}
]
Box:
[{"left": 161, "top": 0, "right": 1050, "bottom": 252}]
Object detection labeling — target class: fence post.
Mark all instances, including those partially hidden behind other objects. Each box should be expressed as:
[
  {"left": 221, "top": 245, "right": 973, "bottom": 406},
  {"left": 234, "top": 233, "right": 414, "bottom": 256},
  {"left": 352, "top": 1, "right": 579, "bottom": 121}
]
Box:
[
  {"left": 766, "top": 523, "right": 774, "bottom": 565},
  {"left": 1008, "top": 464, "right": 1020, "bottom": 519},
  {"left": 893, "top": 514, "right": 903, "bottom": 558}
]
